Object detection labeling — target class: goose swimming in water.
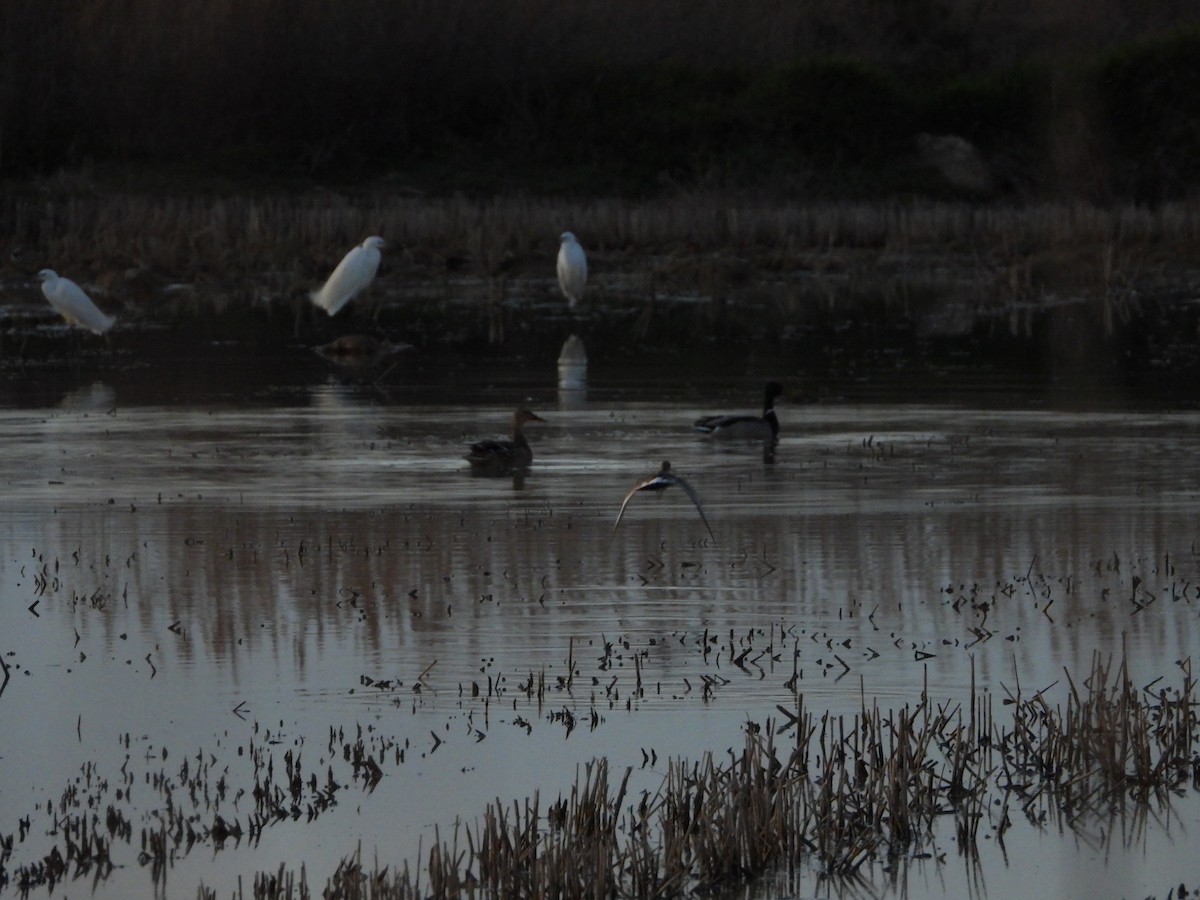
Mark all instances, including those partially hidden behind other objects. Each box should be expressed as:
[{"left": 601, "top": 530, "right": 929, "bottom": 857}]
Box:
[
  {"left": 694, "top": 381, "right": 783, "bottom": 441},
  {"left": 465, "top": 409, "right": 547, "bottom": 476},
  {"left": 613, "top": 460, "right": 714, "bottom": 539}
]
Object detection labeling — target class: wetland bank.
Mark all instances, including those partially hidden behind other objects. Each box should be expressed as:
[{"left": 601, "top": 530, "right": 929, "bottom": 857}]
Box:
[{"left": 7, "top": 190, "right": 1200, "bottom": 384}]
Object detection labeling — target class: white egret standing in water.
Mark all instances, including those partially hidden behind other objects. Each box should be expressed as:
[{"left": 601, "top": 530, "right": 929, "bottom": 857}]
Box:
[
  {"left": 310, "top": 236, "right": 385, "bottom": 316},
  {"left": 36, "top": 269, "right": 116, "bottom": 334},
  {"left": 556, "top": 232, "right": 587, "bottom": 309}
]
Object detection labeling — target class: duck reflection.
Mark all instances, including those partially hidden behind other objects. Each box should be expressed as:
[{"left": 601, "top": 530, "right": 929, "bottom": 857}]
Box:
[{"left": 315, "top": 334, "right": 411, "bottom": 379}]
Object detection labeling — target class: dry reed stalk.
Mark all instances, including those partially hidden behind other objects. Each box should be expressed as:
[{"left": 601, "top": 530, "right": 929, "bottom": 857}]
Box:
[
  {"left": 10, "top": 194, "right": 1200, "bottom": 283},
  {"left": 998, "top": 654, "right": 1199, "bottom": 819}
]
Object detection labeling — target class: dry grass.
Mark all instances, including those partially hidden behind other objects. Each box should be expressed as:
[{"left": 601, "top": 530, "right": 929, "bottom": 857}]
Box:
[
  {"left": 7, "top": 191, "right": 1200, "bottom": 293},
  {"left": 4, "top": 191, "right": 1195, "bottom": 358}
]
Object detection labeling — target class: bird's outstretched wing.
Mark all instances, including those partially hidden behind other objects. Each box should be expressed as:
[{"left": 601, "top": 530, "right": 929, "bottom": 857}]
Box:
[
  {"left": 670, "top": 474, "right": 715, "bottom": 540},
  {"left": 613, "top": 469, "right": 714, "bottom": 540},
  {"left": 694, "top": 413, "right": 755, "bottom": 434},
  {"left": 613, "top": 473, "right": 664, "bottom": 532}
]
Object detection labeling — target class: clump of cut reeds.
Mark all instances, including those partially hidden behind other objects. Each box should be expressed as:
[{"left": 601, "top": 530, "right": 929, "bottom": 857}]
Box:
[
  {"left": 998, "top": 653, "right": 1199, "bottom": 815},
  {"left": 218, "top": 694, "right": 992, "bottom": 899}
]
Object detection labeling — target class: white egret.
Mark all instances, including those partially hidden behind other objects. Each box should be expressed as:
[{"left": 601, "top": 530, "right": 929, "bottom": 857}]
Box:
[
  {"left": 694, "top": 382, "right": 784, "bottom": 440},
  {"left": 36, "top": 269, "right": 116, "bottom": 334},
  {"left": 310, "top": 236, "right": 385, "bottom": 316},
  {"left": 556, "top": 232, "right": 587, "bottom": 309},
  {"left": 465, "top": 409, "right": 547, "bottom": 476},
  {"left": 614, "top": 460, "right": 714, "bottom": 539}
]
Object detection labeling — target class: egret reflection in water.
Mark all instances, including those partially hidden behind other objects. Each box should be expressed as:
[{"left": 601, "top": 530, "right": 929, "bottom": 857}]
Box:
[
  {"left": 58, "top": 381, "right": 116, "bottom": 411},
  {"left": 556, "top": 232, "right": 587, "bottom": 309}
]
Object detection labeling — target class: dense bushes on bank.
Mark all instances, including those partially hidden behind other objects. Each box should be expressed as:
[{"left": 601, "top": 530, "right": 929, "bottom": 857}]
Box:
[{"left": 2, "top": 1, "right": 1200, "bottom": 200}]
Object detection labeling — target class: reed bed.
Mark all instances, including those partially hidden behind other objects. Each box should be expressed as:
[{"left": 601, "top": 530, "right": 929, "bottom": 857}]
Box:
[
  {"left": 7, "top": 192, "right": 1199, "bottom": 359},
  {"left": 8, "top": 192, "right": 1200, "bottom": 286},
  {"left": 2, "top": 187, "right": 1196, "bottom": 381},
  {"left": 196, "top": 654, "right": 1200, "bottom": 900}
]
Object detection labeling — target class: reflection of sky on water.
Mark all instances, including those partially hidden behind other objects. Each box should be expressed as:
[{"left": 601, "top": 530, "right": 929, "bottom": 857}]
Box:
[{"left": 2, "top": 381, "right": 1200, "bottom": 896}]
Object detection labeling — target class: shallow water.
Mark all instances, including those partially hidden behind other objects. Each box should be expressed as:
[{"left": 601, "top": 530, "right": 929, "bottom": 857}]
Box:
[{"left": 3, "top": 359, "right": 1200, "bottom": 898}]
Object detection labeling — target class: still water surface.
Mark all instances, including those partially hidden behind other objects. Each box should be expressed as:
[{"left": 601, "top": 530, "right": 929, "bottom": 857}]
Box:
[{"left": 2, "top": 362, "right": 1200, "bottom": 898}]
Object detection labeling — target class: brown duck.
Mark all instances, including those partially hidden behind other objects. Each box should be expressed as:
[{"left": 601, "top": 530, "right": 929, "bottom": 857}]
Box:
[{"left": 465, "top": 409, "right": 547, "bottom": 476}]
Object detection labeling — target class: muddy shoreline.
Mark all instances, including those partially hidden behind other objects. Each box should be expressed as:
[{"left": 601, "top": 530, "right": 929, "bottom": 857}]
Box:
[{"left": 4, "top": 269, "right": 1199, "bottom": 409}]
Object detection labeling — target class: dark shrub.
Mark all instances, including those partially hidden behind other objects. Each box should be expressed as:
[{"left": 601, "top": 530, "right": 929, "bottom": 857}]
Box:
[
  {"left": 745, "top": 59, "right": 914, "bottom": 165},
  {"left": 1096, "top": 28, "right": 1200, "bottom": 200}
]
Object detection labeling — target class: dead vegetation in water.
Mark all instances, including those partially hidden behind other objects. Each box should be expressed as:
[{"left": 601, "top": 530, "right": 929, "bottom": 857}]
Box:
[
  {"left": 187, "top": 653, "right": 1200, "bottom": 900},
  {"left": 3, "top": 717, "right": 418, "bottom": 897},
  {"left": 5, "top": 619, "right": 1198, "bottom": 897},
  {"left": 8, "top": 532, "right": 1200, "bottom": 897}
]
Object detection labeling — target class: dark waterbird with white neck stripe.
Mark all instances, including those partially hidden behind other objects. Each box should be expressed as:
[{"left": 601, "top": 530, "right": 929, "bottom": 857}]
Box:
[{"left": 694, "top": 381, "right": 783, "bottom": 441}]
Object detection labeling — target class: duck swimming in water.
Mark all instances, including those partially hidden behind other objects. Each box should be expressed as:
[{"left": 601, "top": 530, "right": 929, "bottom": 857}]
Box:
[
  {"left": 465, "top": 409, "right": 546, "bottom": 476},
  {"left": 694, "top": 381, "right": 783, "bottom": 441},
  {"left": 613, "top": 460, "right": 714, "bottom": 540}
]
